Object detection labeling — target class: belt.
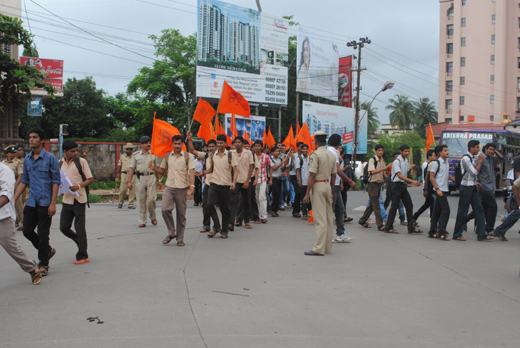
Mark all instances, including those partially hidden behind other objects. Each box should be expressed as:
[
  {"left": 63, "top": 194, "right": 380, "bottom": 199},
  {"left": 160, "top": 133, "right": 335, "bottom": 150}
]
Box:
[
  {"left": 138, "top": 172, "right": 150, "bottom": 176},
  {"left": 121, "top": 171, "right": 128, "bottom": 174},
  {"left": 315, "top": 180, "right": 328, "bottom": 183}
]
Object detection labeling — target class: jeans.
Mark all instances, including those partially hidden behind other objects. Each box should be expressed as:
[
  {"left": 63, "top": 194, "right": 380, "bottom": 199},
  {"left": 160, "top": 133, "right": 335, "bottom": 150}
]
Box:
[
  {"left": 280, "top": 176, "right": 290, "bottom": 206},
  {"left": 60, "top": 200, "right": 88, "bottom": 261},
  {"left": 430, "top": 192, "right": 450, "bottom": 236},
  {"left": 290, "top": 175, "right": 301, "bottom": 214},
  {"left": 332, "top": 186, "right": 345, "bottom": 236},
  {"left": 385, "top": 183, "right": 414, "bottom": 232},
  {"left": 453, "top": 185, "right": 486, "bottom": 240},
  {"left": 466, "top": 189, "right": 497, "bottom": 232},
  {"left": 494, "top": 208, "right": 520, "bottom": 237},
  {"left": 23, "top": 203, "right": 53, "bottom": 266}
]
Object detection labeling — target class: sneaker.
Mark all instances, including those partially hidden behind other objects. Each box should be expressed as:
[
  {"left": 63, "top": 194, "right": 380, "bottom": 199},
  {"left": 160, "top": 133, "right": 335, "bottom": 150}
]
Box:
[
  {"left": 37, "top": 263, "right": 49, "bottom": 277},
  {"left": 279, "top": 205, "right": 285, "bottom": 211},
  {"left": 118, "top": 203, "right": 123, "bottom": 209},
  {"left": 128, "top": 205, "right": 136, "bottom": 209},
  {"left": 334, "top": 234, "right": 353, "bottom": 243},
  {"left": 400, "top": 220, "right": 408, "bottom": 226}
]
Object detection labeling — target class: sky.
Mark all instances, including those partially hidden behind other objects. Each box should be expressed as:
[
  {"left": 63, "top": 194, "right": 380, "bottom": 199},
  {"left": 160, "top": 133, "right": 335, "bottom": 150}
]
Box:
[{"left": 2, "top": 0, "right": 441, "bottom": 125}]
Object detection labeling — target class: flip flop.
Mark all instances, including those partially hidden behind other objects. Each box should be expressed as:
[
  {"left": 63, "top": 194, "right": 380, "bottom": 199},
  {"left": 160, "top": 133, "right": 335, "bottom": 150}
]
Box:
[
  {"left": 74, "top": 259, "right": 90, "bottom": 265},
  {"left": 163, "top": 234, "right": 176, "bottom": 244},
  {"left": 384, "top": 229, "right": 399, "bottom": 234},
  {"left": 245, "top": 223, "right": 252, "bottom": 229}
]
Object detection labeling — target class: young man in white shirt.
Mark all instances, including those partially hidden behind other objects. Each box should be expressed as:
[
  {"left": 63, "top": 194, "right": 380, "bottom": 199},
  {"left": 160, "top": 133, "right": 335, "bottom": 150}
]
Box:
[{"left": 296, "top": 144, "right": 310, "bottom": 219}]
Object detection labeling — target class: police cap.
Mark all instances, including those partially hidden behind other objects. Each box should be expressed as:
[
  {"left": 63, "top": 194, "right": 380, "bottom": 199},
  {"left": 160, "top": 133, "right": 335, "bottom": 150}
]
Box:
[
  {"left": 4, "top": 145, "right": 17, "bottom": 154},
  {"left": 139, "top": 136, "right": 151, "bottom": 143}
]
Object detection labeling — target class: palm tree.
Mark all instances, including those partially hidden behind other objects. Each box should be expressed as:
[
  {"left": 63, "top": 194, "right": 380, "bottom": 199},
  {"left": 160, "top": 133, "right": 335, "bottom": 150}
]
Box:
[
  {"left": 386, "top": 94, "right": 415, "bottom": 130},
  {"left": 361, "top": 101, "right": 380, "bottom": 136},
  {"left": 412, "top": 97, "right": 438, "bottom": 138}
]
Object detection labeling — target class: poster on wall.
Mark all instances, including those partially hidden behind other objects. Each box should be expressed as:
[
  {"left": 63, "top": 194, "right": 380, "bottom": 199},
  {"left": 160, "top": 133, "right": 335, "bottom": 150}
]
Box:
[
  {"left": 296, "top": 27, "right": 339, "bottom": 101},
  {"left": 196, "top": 0, "right": 288, "bottom": 107},
  {"left": 20, "top": 57, "right": 64, "bottom": 91},
  {"left": 338, "top": 56, "right": 353, "bottom": 108},
  {"left": 27, "top": 96, "right": 43, "bottom": 117},
  {"left": 301, "top": 101, "right": 367, "bottom": 154},
  {"left": 224, "top": 114, "right": 266, "bottom": 141}
]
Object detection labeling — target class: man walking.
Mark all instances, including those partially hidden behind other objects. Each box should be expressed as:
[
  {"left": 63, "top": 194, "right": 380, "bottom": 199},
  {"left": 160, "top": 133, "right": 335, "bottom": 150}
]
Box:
[
  {"left": 253, "top": 140, "right": 269, "bottom": 223},
  {"left": 229, "top": 136, "right": 254, "bottom": 229},
  {"left": 14, "top": 128, "right": 60, "bottom": 276},
  {"left": 2, "top": 145, "right": 23, "bottom": 229},
  {"left": 149, "top": 135, "right": 195, "bottom": 246},
  {"left": 296, "top": 144, "right": 310, "bottom": 220},
  {"left": 289, "top": 142, "right": 303, "bottom": 218},
  {"left": 384, "top": 144, "right": 422, "bottom": 234},
  {"left": 116, "top": 143, "right": 136, "bottom": 209},
  {"left": 128, "top": 136, "right": 159, "bottom": 227},
  {"left": 358, "top": 144, "right": 388, "bottom": 230},
  {"left": 412, "top": 150, "right": 437, "bottom": 226},
  {"left": 303, "top": 131, "right": 337, "bottom": 256},
  {"left": 268, "top": 146, "right": 287, "bottom": 218},
  {"left": 59, "top": 140, "right": 94, "bottom": 265}
]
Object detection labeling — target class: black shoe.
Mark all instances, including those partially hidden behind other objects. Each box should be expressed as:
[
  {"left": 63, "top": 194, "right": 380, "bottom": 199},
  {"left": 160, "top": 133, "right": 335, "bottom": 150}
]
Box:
[
  {"left": 128, "top": 206, "right": 136, "bottom": 209},
  {"left": 118, "top": 203, "right": 122, "bottom": 208},
  {"left": 304, "top": 250, "right": 324, "bottom": 256}
]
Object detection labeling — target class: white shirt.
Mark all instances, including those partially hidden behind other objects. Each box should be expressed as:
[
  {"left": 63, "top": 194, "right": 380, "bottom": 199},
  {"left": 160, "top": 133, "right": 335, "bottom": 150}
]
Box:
[
  {"left": 0, "top": 162, "right": 16, "bottom": 221},
  {"left": 289, "top": 152, "right": 299, "bottom": 176},
  {"left": 507, "top": 169, "right": 514, "bottom": 181},
  {"left": 295, "top": 155, "right": 310, "bottom": 185},
  {"left": 421, "top": 161, "right": 428, "bottom": 188},
  {"left": 327, "top": 146, "right": 341, "bottom": 186},
  {"left": 430, "top": 158, "right": 450, "bottom": 192},
  {"left": 391, "top": 155, "right": 410, "bottom": 183},
  {"left": 194, "top": 157, "right": 203, "bottom": 172}
]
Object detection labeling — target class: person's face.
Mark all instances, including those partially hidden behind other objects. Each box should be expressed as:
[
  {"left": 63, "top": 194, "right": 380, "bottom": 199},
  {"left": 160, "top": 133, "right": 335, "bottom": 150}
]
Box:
[
  {"left": 303, "top": 147, "right": 309, "bottom": 156},
  {"left": 430, "top": 153, "right": 438, "bottom": 160},
  {"left": 7, "top": 152, "right": 15, "bottom": 161},
  {"left": 469, "top": 144, "right": 480, "bottom": 155},
  {"left": 28, "top": 132, "right": 43, "bottom": 149},
  {"left": 303, "top": 40, "right": 310, "bottom": 65},
  {"left": 173, "top": 140, "right": 183, "bottom": 153},
  {"left": 65, "top": 147, "right": 78, "bottom": 160},
  {"left": 440, "top": 147, "right": 449, "bottom": 158},
  {"left": 208, "top": 143, "right": 216, "bottom": 152},
  {"left": 273, "top": 148, "right": 280, "bottom": 157},
  {"left": 375, "top": 148, "right": 384, "bottom": 157},
  {"left": 217, "top": 140, "right": 226, "bottom": 150},
  {"left": 393, "top": 154, "right": 398, "bottom": 160},
  {"left": 253, "top": 144, "right": 262, "bottom": 153},
  {"left": 297, "top": 144, "right": 303, "bottom": 153},
  {"left": 141, "top": 141, "right": 151, "bottom": 151},
  {"left": 280, "top": 145, "right": 286, "bottom": 153},
  {"left": 486, "top": 146, "right": 495, "bottom": 157},
  {"left": 401, "top": 149, "right": 410, "bottom": 158},
  {"left": 16, "top": 147, "right": 24, "bottom": 157},
  {"left": 125, "top": 148, "right": 133, "bottom": 156},
  {"left": 234, "top": 140, "right": 243, "bottom": 150},
  {"left": 244, "top": 144, "right": 250, "bottom": 151},
  {"left": 203, "top": 145, "right": 208, "bottom": 152}
]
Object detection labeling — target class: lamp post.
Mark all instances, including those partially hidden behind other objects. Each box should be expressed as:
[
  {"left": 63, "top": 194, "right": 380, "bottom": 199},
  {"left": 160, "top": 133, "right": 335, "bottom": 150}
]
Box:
[
  {"left": 359, "top": 81, "right": 395, "bottom": 123},
  {"left": 59, "top": 124, "right": 68, "bottom": 159}
]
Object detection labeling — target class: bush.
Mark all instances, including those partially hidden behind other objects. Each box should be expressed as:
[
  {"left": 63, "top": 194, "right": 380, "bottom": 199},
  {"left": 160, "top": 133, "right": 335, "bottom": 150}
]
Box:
[{"left": 88, "top": 194, "right": 101, "bottom": 203}]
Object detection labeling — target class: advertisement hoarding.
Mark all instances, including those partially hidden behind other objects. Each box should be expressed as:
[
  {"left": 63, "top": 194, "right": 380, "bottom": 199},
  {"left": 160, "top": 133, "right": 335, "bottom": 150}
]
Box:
[
  {"left": 27, "top": 96, "right": 43, "bottom": 117},
  {"left": 296, "top": 27, "right": 339, "bottom": 101},
  {"left": 196, "top": 0, "right": 288, "bottom": 107},
  {"left": 224, "top": 114, "right": 266, "bottom": 142},
  {"left": 20, "top": 57, "right": 64, "bottom": 91},
  {"left": 302, "top": 101, "right": 367, "bottom": 154},
  {"left": 338, "top": 56, "right": 353, "bottom": 108}
]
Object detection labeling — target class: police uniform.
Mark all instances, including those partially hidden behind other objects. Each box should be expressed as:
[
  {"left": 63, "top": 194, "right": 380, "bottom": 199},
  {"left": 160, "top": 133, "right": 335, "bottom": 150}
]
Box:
[
  {"left": 118, "top": 143, "right": 136, "bottom": 208},
  {"left": 129, "top": 137, "right": 160, "bottom": 226},
  {"left": 305, "top": 132, "right": 337, "bottom": 255},
  {"left": 2, "top": 146, "right": 23, "bottom": 228}
]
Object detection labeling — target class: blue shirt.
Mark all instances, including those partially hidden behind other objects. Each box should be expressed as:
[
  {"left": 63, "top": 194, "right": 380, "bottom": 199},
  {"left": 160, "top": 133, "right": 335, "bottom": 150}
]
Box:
[{"left": 21, "top": 148, "right": 61, "bottom": 207}]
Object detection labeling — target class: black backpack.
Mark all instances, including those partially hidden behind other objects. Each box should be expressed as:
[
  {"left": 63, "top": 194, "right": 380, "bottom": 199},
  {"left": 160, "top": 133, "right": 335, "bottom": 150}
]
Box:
[
  {"left": 362, "top": 157, "right": 377, "bottom": 185},
  {"left": 424, "top": 160, "right": 440, "bottom": 195},
  {"left": 454, "top": 154, "right": 472, "bottom": 189},
  {"left": 59, "top": 157, "right": 91, "bottom": 208}
]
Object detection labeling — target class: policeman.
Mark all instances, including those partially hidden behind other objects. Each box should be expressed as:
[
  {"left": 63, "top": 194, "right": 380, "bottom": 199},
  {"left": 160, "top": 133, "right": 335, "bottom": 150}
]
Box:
[
  {"left": 302, "top": 132, "right": 337, "bottom": 256},
  {"left": 128, "top": 136, "right": 159, "bottom": 227},
  {"left": 116, "top": 143, "right": 136, "bottom": 209},
  {"left": 2, "top": 145, "right": 23, "bottom": 229}
]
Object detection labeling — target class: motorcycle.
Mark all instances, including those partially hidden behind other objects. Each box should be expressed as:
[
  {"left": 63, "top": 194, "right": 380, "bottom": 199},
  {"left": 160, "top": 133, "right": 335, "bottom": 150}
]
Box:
[{"left": 503, "top": 184, "right": 518, "bottom": 213}]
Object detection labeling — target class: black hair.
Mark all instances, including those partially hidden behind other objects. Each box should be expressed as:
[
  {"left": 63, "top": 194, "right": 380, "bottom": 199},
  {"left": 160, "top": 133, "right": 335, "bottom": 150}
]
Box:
[
  {"left": 426, "top": 150, "right": 435, "bottom": 159},
  {"left": 28, "top": 127, "right": 46, "bottom": 140},
  {"left": 233, "top": 136, "right": 244, "bottom": 144},
  {"left": 483, "top": 142, "right": 496, "bottom": 152},
  {"left": 207, "top": 139, "right": 217, "bottom": 146},
  {"left": 298, "top": 37, "right": 311, "bottom": 71},
  {"left": 297, "top": 142, "right": 304, "bottom": 148},
  {"left": 392, "top": 151, "right": 400, "bottom": 157},
  {"left": 328, "top": 134, "right": 342, "bottom": 147},
  {"left": 374, "top": 144, "right": 384, "bottom": 151},
  {"left": 467, "top": 140, "right": 480, "bottom": 150},
  {"left": 16, "top": 144, "right": 24, "bottom": 150},
  {"left": 315, "top": 136, "right": 327, "bottom": 146},
  {"left": 270, "top": 146, "right": 279, "bottom": 153},
  {"left": 62, "top": 140, "right": 78, "bottom": 151},
  {"left": 217, "top": 134, "right": 227, "bottom": 142},
  {"left": 253, "top": 140, "right": 263, "bottom": 147},
  {"left": 399, "top": 144, "right": 410, "bottom": 151},
  {"left": 434, "top": 144, "right": 448, "bottom": 156},
  {"left": 301, "top": 144, "right": 309, "bottom": 149},
  {"left": 225, "top": 146, "right": 231, "bottom": 150},
  {"left": 172, "top": 135, "right": 183, "bottom": 142}
]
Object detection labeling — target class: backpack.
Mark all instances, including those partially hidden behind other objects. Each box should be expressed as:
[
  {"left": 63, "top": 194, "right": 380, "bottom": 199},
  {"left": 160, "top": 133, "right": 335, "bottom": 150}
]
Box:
[
  {"left": 60, "top": 157, "right": 91, "bottom": 208},
  {"left": 424, "top": 160, "right": 440, "bottom": 195},
  {"left": 363, "top": 157, "right": 378, "bottom": 185},
  {"left": 454, "top": 154, "right": 472, "bottom": 189}
]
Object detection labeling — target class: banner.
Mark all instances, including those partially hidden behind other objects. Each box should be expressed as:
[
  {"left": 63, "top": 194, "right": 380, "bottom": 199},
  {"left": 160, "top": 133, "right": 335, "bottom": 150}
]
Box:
[
  {"left": 224, "top": 114, "right": 266, "bottom": 142},
  {"left": 296, "top": 27, "right": 339, "bottom": 101},
  {"left": 196, "top": 0, "right": 288, "bottom": 107},
  {"left": 302, "top": 101, "right": 367, "bottom": 154},
  {"left": 339, "top": 56, "right": 353, "bottom": 108},
  {"left": 27, "top": 96, "right": 43, "bottom": 117},
  {"left": 21, "top": 57, "right": 64, "bottom": 91}
]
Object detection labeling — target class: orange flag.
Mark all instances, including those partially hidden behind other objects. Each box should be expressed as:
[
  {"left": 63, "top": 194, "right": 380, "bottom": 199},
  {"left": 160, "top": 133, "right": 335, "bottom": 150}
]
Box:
[
  {"left": 226, "top": 133, "right": 232, "bottom": 146},
  {"left": 296, "top": 122, "right": 312, "bottom": 150},
  {"left": 296, "top": 122, "right": 301, "bottom": 136},
  {"left": 218, "top": 121, "right": 226, "bottom": 135},
  {"left": 282, "top": 125, "right": 296, "bottom": 152},
  {"left": 266, "top": 127, "right": 276, "bottom": 149},
  {"left": 197, "top": 122, "right": 214, "bottom": 143},
  {"left": 263, "top": 128, "right": 268, "bottom": 147},
  {"left": 217, "top": 81, "right": 250, "bottom": 117},
  {"left": 230, "top": 114, "right": 238, "bottom": 138},
  {"left": 307, "top": 210, "right": 314, "bottom": 223},
  {"left": 426, "top": 123, "right": 435, "bottom": 150},
  {"left": 151, "top": 114, "right": 186, "bottom": 157},
  {"left": 193, "top": 98, "right": 216, "bottom": 126},
  {"left": 243, "top": 129, "right": 253, "bottom": 146}
]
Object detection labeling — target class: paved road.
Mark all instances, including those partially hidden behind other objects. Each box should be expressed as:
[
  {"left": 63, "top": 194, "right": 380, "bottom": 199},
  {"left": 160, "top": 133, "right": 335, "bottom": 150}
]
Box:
[{"left": 1, "top": 187, "right": 519, "bottom": 348}]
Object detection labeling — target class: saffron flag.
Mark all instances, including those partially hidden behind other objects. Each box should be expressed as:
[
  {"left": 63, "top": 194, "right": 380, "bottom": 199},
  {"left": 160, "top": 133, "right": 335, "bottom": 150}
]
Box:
[
  {"left": 226, "top": 133, "right": 232, "bottom": 146},
  {"left": 218, "top": 121, "right": 226, "bottom": 135},
  {"left": 296, "top": 122, "right": 301, "bottom": 136},
  {"left": 282, "top": 125, "right": 296, "bottom": 152},
  {"left": 296, "top": 122, "right": 312, "bottom": 150},
  {"left": 263, "top": 128, "right": 268, "bottom": 147},
  {"left": 243, "top": 129, "right": 253, "bottom": 146},
  {"left": 426, "top": 123, "right": 435, "bottom": 150},
  {"left": 266, "top": 127, "right": 276, "bottom": 149},
  {"left": 193, "top": 98, "right": 216, "bottom": 126},
  {"left": 230, "top": 114, "right": 238, "bottom": 138},
  {"left": 217, "top": 81, "right": 250, "bottom": 118},
  {"left": 197, "top": 122, "right": 214, "bottom": 143},
  {"left": 151, "top": 114, "right": 185, "bottom": 157},
  {"left": 307, "top": 210, "right": 314, "bottom": 223}
]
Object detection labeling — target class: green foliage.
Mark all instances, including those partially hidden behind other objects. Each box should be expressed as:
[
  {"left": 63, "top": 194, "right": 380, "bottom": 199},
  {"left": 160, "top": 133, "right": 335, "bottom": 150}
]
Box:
[
  {"left": 412, "top": 97, "right": 438, "bottom": 138},
  {"left": 22, "top": 44, "right": 39, "bottom": 58},
  {"left": 88, "top": 194, "right": 102, "bottom": 203},
  {"left": 376, "top": 131, "right": 425, "bottom": 164},
  {"left": 386, "top": 94, "right": 415, "bottom": 131}
]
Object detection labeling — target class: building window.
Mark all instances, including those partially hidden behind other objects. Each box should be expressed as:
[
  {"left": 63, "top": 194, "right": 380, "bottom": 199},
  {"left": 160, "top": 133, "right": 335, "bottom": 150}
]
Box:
[
  {"left": 517, "top": 77, "right": 520, "bottom": 88},
  {"left": 446, "top": 80, "right": 453, "bottom": 91},
  {"left": 461, "top": 17, "right": 466, "bottom": 27},
  {"left": 460, "top": 76, "right": 465, "bottom": 85},
  {"left": 448, "top": 7, "right": 454, "bottom": 17},
  {"left": 490, "top": 115, "right": 494, "bottom": 121},
  {"left": 460, "top": 96, "right": 465, "bottom": 105},
  {"left": 491, "top": 55, "right": 495, "bottom": 65},
  {"left": 492, "top": 0, "right": 496, "bottom": 3},
  {"left": 518, "top": 57, "right": 520, "bottom": 68},
  {"left": 461, "top": 37, "right": 466, "bottom": 46},
  {"left": 492, "top": 14, "right": 496, "bottom": 24},
  {"left": 491, "top": 95, "right": 495, "bottom": 104},
  {"left": 446, "top": 118, "right": 453, "bottom": 124},
  {"left": 447, "top": 43, "right": 454, "bottom": 54},
  {"left": 518, "top": 17, "right": 520, "bottom": 28},
  {"left": 446, "top": 99, "right": 453, "bottom": 110},
  {"left": 460, "top": 115, "right": 465, "bottom": 122},
  {"left": 491, "top": 35, "right": 495, "bottom": 44},
  {"left": 462, "top": 0, "right": 466, "bottom": 5},
  {"left": 461, "top": 57, "right": 466, "bottom": 67},
  {"left": 491, "top": 75, "right": 495, "bottom": 84},
  {"left": 517, "top": 97, "right": 520, "bottom": 108},
  {"left": 2, "top": 44, "right": 10, "bottom": 56},
  {"left": 447, "top": 62, "right": 453, "bottom": 73},
  {"left": 447, "top": 24, "right": 454, "bottom": 36}
]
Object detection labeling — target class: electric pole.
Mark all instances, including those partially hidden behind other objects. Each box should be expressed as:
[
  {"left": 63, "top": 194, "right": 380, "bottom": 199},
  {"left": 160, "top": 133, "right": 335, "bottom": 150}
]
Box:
[{"left": 347, "top": 37, "right": 370, "bottom": 168}]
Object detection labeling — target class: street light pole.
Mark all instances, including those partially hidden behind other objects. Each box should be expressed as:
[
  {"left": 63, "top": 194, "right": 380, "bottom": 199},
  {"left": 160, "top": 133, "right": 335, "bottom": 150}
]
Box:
[{"left": 359, "top": 81, "right": 395, "bottom": 124}]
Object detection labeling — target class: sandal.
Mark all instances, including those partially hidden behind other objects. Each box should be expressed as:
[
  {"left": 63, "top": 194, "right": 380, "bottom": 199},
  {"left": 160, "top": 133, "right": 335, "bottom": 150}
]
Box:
[
  {"left": 438, "top": 234, "right": 450, "bottom": 241},
  {"left": 413, "top": 221, "right": 419, "bottom": 227},
  {"left": 261, "top": 219, "right": 268, "bottom": 223},
  {"left": 235, "top": 222, "right": 242, "bottom": 227},
  {"left": 478, "top": 236, "right": 494, "bottom": 241},
  {"left": 293, "top": 213, "right": 301, "bottom": 218},
  {"left": 377, "top": 226, "right": 385, "bottom": 231},
  {"left": 428, "top": 233, "right": 437, "bottom": 238},
  {"left": 220, "top": 234, "right": 228, "bottom": 238},
  {"left": 384, "top": 229, "right": 399, "bottom": 234},
  {"left": 358, "top": 222, "right": 371, "bottom": 228},
  {"left": 30, "top": 270, "right": 42, "bottom": 285},
  {"left": 74, "top": 259, "right": 90, "bottom": 265},
  {"left": 163, "top": 234, "right": 176, "bottom": 244},
  {"left": 254, "top": 219, "right": 261, "bottom": 224},
  {"left": 271, "top": 212, "right": 279, "bottom": 217},
  {"left": 344, "top": 217, "right": 353, "bottom": 222},
  {"left": 200, "top": 228, "right": 210, "bottom": 233},
  {"left": 497, "top": 235, "right": 508, "bottom": 241},
  {"left": 453, "top": 237, "right": 467, "bottom": 241},
  {"left": 408, "top": 229, "right": 423, "bottom": 234},
  {"left": 208, "top": 231, "right": 217, "bottom": 238},
  {"left": 245, "top": 223, "right": 252, "bottom": 229},
  {"left": 177, "top": 241, "right": 185, "bottom": 246}
]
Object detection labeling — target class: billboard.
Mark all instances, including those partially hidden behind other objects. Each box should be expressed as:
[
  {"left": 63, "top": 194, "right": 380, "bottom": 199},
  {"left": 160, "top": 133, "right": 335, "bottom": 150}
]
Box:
[
  {"left": 196, "top": 0, "right": 288, "bottom": 107},
  {"left": 339, "top": 56, "right": 353, "bottom": 108},
  {"left": 20, "top": 57, "right": 64, "bottom": 91},
  {"left": 27, "top": 96, "right": 43, "bottom": 117},
  {"left": 301, "top": 101, "right": 367, "bottom": 154},
  {"left": 224, "top": 114, "right": 266, "bottom": 142},
  {"left": 296, "top": 27, "right": 339, "bottom": 101}
]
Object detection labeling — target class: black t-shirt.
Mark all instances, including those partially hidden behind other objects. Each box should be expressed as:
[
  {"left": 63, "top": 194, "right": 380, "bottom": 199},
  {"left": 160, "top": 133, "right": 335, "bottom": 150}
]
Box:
[{"left": 513, "top": 157, "right": 520, "bottom": 179}]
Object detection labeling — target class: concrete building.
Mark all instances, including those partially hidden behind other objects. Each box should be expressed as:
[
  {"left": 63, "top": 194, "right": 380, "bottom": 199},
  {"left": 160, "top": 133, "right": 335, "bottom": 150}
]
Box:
[
  {"left": 438, "top": 0, "right": 520, "bottom": 127},
  {"left": 376, "top": 124, "right": 411, "bottom": 136}
]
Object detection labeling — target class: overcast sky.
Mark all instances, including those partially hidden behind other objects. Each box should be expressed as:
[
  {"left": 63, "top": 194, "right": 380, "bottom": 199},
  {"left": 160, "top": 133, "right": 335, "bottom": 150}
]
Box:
[{"left": 2, "top": 0, "right": 440, "bottom": 124}]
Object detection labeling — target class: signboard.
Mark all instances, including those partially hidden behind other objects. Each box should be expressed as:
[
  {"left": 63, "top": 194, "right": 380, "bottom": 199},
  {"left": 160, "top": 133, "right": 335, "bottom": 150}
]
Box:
[
  {"left": 224, "top": 114, "right": 266, "bottom": 142},
  {"left": 196, "top": 0, "right": 288, "bottom": 107},
  {"left": 302, "top": 101, "right": 367, "bottom": 154},
  {"left": 20, "top": 57, "right": 64, "bottom": 91},
  {"left": 27, "top": 96, "right": 43, "bottom": 117},
  {"left": 441, "top": 132, "right": 493, "bottom": 140},
  {"left": 296, "top": 27, "right": 339, "bottom": 101},
  {"left": 338, "top": 56, "right": 353, "bottom": 108}
]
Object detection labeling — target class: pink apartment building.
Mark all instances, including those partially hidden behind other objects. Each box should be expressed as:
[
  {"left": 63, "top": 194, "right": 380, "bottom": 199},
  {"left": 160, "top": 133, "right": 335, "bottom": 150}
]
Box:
[{"left": 438, "top": 0, "right": 520, "bottom": 127}]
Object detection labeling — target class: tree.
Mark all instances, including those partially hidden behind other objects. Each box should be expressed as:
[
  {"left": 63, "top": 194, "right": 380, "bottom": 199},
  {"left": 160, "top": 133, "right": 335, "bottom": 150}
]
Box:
[
  {"left": 376, "top": 131, "right": 425, "bottom": 165},
  {"left": 127, "top": 29, "right": 196, "bottom": 130},
  {"left": 361, "top": 101, "right": 380, "bottom": 136},
  {"left": 412, "top": 97, "right": 438, "bottom": 138},
  {"left": 386, "top": 94, "right": 415, "bottom": 131}
]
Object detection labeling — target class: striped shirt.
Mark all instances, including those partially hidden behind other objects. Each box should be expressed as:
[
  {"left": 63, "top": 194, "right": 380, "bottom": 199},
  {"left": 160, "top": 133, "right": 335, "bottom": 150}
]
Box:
[
  {"left": 256, "top": 153, "right": 270, "bottom": 184},
  {"left": 460, "top": 152, "right": 479, "bottom": 187},
  {"left": 391, "top": 155, "right": 410, "bottom": 183}
]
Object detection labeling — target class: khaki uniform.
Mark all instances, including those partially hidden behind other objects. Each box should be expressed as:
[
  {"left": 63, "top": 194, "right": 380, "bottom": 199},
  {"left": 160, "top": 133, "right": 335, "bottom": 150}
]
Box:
[
  {"left": 118, "top": 154, "right": 136, "bottom": 207},
  {"left": 2, "top": 158, "right": 24, "bottom": 227},
  {"left": 130, "top": 150, "right": 160, "bottom": 225},
  {"left": 308, "top": 146, "right": 337, "bottom": 254}
]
